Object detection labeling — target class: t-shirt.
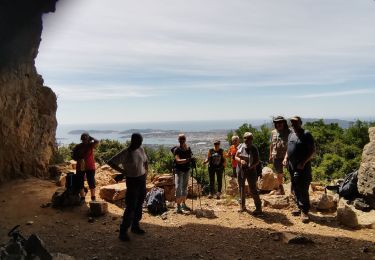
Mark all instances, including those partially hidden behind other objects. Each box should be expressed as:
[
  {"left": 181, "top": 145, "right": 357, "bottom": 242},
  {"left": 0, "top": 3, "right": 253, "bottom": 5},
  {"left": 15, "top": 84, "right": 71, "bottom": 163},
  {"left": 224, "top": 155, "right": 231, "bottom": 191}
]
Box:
[
  {"left": 287, "top": 128, "right": 314, "bottom": 174},
  {"left": 174, "top": 146, "right": 192, "bottom": 172},
  {"left": 227, "top": 145, "right": 238, "bottom": 168},
  {"left": 236, "top": 143, "right": 259, "bottom": 173},
  {"left": 108, "top": 147, "right": 148, "bottom": 177},
  {"left": 270, "top": 128, "right": 290, "bottom": 159},
  {"left": 207, "top": 148, "right": 225, "bottom": 168},
  {"left": 76, "top": 143, "right": 96, "bottom": 171}
]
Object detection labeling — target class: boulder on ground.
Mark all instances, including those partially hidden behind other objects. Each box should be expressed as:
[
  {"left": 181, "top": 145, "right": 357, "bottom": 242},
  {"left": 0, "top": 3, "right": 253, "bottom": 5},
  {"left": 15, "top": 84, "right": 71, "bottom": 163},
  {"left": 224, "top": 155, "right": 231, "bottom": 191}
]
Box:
[
  {"left": 263, "top": 195, "right": 290, "bottom": 209},
  {"left": 89, "top": 201, "right": 108, "bottom": 216},
  {"left": 258, "top": 167, "right": 279, "bottom": 191},
  {"left": 153, "top": 174, "right": 174, "bottom": 186},
  {"left": 95, "top": 170, "right": 116, "bottom": 187},
  {"left": 311, "top": 193, "right": 337, "bottom": 211},
  {"left": 99, "top": 183, "right": 126, "bottom": 202},
  {"left": 337, "top": 198, "right": 375, "bottom": 229}
]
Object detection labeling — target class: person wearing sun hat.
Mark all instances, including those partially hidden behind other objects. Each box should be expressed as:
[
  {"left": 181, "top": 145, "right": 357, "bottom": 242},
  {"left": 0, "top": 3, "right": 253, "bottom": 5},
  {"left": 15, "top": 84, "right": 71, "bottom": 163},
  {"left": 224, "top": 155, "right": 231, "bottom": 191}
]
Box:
[
  {"left": 283, "top": 116, "right": 315, "bottom": 223},
  {"left": 235, "top": 132, "right": 262, "bottom": 215},
  {"left": 269, "top": 116, "right": 290, "bottom": 195}
]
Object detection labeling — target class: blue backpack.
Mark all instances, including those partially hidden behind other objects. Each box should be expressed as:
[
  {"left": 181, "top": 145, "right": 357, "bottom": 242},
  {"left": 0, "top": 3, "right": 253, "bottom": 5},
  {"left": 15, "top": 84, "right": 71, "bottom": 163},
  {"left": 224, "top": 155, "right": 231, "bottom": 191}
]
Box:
[{"left": 145, "top": 187, "right": 167, "bottom": 215}]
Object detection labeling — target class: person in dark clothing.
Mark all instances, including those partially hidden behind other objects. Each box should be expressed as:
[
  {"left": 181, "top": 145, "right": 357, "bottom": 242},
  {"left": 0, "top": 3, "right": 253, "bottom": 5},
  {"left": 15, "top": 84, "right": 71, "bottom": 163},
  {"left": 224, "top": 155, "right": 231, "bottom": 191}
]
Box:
[
  {"left": 173, "top": 134, "right": 193, "bottom": 213},
  {"left": 235, "top": 132, "right": 262, "bottom": 215},
  {"left": 283, "top": 116, "right": 315, "bottom": 223},
  {"left": 107, "top": 133, "right": 148, "bottom": 241},
  {"left": 204, "top": 140, "right": 226, "bottom": 199}
]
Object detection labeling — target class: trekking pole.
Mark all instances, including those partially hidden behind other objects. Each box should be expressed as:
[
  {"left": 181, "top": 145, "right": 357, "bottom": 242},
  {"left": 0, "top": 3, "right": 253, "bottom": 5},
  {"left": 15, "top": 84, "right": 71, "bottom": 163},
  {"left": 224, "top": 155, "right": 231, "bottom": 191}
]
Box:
[
  {"left": 223, "top": 168, "right": 227, "bottom": 195},
  {"left": 195, "top": 165, "right": 202, "bottom": 209},
  {"left": 191, "top": 166, "right": 194, "bottom": 211}
]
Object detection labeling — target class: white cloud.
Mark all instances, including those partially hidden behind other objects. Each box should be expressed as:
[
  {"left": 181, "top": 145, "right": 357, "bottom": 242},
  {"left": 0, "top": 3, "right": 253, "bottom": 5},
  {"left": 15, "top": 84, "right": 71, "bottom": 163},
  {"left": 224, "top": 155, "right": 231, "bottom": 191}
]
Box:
[{"left": 294, "top": 89, "right": 375, "bottom": 99}]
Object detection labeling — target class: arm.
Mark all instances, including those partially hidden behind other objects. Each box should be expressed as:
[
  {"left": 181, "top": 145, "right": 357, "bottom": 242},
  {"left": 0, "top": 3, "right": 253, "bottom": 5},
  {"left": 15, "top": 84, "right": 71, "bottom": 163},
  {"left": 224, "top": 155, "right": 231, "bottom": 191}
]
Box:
[
  {"left": 203, "top": 150, "right": 211, "bottom": 164},
  {"left": 269, "top": 143, "right": 273, "bottom": 162},
  {"left": 297, "top": 135, "right": 315, "bottom": 170},
  {"left": 107, "top": 150, "right": 127, "bottom": 174},
  {"left": 89, "top": 136, "right": 100, "bottom": 148},
  {"left": 249, "top": 146, "right": 260, "bottom": 170}
]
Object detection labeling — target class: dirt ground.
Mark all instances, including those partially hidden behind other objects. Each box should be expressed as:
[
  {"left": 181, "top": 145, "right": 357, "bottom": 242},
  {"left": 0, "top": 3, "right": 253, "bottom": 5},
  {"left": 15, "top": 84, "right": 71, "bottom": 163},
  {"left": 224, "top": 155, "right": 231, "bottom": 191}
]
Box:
[{"left": 0, "top": 177, "right": 374, "bottom": 260}]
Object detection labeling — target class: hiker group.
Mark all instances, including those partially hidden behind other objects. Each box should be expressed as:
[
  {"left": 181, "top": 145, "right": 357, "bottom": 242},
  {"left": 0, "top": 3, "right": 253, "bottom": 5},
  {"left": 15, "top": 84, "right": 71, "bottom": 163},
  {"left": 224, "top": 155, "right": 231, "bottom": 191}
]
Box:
[{"left": 72, "top": 115, "right": 315, "bottom": 242}]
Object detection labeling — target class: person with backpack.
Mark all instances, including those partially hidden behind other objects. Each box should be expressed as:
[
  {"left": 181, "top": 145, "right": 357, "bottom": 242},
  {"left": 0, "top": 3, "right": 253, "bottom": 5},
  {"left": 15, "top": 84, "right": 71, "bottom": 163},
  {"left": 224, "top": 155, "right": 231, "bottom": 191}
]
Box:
[
  {"left": 269, "top": 116, "right": 291, "bottom": 195},
  {"left": 235, "top": 132, "right": 262, "bottom": 215},
  {"left": 283, "top": 116, "right": 315, "bottom": 223},
  {"left": 72, "top": 132, "right": 99, "bottom": 203},
  {"left": 204, "top": 140, "right": 226, "bottom": 199},
  {"left": 173, "top": 134, "right": 193, "bottom": 214},
  {"left": 107, "top": 133, "right": 148, "bottom": 241}
]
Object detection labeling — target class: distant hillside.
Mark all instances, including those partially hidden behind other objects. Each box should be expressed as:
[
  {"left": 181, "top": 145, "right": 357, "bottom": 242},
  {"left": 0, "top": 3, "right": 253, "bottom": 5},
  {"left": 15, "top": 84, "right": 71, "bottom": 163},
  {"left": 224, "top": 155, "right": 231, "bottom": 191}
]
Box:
[
  {"left": 68, "top": 130, "right": 118, "bottom": 135},
  {"left": 254, "top": 118, "right": 354, "bottom": 129}
]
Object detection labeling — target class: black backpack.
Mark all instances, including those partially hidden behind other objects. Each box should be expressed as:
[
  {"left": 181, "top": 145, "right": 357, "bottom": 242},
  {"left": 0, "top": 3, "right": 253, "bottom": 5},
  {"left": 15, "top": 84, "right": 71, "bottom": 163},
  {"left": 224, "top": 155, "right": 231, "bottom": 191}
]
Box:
[
  {"left": 145, "top": 187, "right": 167, "bottom": 215},
  {"left": 71, "top": 144, "right": 82, "bottom": 161},
  {"left": 339, "top": 170, "right": 359, "bottom": 200}
]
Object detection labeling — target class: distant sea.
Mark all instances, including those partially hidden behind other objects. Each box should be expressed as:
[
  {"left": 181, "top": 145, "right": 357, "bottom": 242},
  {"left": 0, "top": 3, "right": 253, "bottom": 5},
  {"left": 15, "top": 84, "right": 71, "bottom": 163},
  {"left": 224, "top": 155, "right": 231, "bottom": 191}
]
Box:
[{"left": 56, "top": 119, "right": 268, "bottom": 146}]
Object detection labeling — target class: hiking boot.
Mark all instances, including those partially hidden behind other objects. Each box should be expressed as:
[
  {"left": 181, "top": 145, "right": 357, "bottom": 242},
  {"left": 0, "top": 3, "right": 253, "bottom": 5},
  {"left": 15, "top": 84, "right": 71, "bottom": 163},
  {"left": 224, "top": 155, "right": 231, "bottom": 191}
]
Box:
[
  {"left": 131, "top": 226, "right": 146, "bottom": 235},
  {"left": 238, "top": 207, "right": 247, "bottom": 213},
  {"left": 79, "top": 197, "right": 85, "bottom": 205},
  {"left": 176, "top": 205, "right": 183, "bottom": 214},
  {"left": 119, "top": 232, "right": 130, "bottom": 241},
  {"left": 208, "top": 193, "right": 213, "bottom": 199},
  {"left": 181, "top": 204, "right": 191, "bottom": 211},
  {"left": 216, "top": 192, "right": 221, "bottom": 200},
  {"left": 291, "top": 209, "right": 301, "bottom": 216},
  {"left": 252, "top": 209, "right": 263, "bottom": 216},
  {"left": 301, "top": 212, "right": 309, "bottom": 223}
]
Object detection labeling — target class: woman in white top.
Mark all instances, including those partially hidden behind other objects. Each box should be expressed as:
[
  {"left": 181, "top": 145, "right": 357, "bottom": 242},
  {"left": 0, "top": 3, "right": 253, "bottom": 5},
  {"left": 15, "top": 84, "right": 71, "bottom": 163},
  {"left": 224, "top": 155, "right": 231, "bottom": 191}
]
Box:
[{"left": 108, "top": 133, "right": 148, "bottom": 241}]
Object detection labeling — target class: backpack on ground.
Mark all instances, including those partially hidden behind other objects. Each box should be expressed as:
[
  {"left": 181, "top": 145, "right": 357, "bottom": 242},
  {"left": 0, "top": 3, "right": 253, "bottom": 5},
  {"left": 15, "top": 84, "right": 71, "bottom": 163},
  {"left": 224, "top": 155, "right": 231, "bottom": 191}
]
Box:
[
  {"left": 339, "top": 170, "right": 359, "bottom": 200},
  {"left": 145, "top": 187, "right": 167, "bottom": 215}
]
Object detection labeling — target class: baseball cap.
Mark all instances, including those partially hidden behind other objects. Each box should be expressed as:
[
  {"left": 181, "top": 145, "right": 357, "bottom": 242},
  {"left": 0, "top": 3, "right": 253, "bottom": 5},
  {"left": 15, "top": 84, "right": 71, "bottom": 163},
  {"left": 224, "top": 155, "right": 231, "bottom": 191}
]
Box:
[
  {"left": 290, "top": 116, "right": 302, "bottom": 122},
  {"left": 273, "top": 116, "right": 286, "bottom": 123}
]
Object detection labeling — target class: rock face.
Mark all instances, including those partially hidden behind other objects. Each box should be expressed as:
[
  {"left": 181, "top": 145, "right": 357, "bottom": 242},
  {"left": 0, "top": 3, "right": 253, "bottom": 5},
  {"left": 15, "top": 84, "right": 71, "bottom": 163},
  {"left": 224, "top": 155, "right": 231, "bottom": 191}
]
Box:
[
  {"left": 358, "top": 127, "right": 375, "bottom": 208},
  {"left": 0, "top": 0, "right": 58, "bottom": 183}
]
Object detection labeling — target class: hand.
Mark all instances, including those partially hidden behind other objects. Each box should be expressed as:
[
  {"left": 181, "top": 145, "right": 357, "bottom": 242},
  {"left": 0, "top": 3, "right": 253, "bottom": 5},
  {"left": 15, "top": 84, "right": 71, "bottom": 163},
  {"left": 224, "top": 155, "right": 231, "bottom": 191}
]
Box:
[
  {"left": 269, "top": 155, "right": 273, "bottom": 163},
  {"left": 282, "top": 158, "right": 288, "bottom": 167},
  {"left": 240, "top": 159, "right": 248, "bottom": 167}
]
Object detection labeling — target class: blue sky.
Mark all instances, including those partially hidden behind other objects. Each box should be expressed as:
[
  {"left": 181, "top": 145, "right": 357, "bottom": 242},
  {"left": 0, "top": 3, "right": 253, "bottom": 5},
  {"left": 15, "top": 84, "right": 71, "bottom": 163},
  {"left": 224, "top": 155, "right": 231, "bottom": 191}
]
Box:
[{"left": 36, "top": 0, "right": 375, "bottom": 124}]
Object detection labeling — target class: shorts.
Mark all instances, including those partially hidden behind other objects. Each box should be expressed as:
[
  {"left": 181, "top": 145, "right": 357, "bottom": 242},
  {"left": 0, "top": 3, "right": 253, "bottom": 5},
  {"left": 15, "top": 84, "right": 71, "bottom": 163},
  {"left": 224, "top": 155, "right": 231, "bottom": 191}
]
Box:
[{"left": 76, "top": 170, "right": 96, "bottom": 189}]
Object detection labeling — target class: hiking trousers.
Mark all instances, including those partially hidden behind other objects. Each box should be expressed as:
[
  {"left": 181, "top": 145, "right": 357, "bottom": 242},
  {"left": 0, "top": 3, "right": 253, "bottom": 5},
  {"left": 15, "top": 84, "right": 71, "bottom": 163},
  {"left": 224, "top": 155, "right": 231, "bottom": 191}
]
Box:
[
  {"left": 208, "top": 167, "right": 223, "bottom": 194},
  {"left": 120, "top": 174, "right": 146, "bottom": 231},
  {"left": 238, "top": 167, "right": 261, "bottom": 210},
  {"left": 291, "top": 170, "right": 311, "bottom": 214}
]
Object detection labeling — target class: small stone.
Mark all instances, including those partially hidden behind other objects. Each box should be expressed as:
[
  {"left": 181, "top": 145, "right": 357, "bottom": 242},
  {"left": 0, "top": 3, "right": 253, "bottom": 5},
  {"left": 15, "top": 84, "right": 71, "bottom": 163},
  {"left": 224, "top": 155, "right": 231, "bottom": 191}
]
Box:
[
  {"left": 88, "top": 217, "right": 94, "bottom": 223},
  {"left": 26, "top": 221, "right": 34, "bottom": 225}
]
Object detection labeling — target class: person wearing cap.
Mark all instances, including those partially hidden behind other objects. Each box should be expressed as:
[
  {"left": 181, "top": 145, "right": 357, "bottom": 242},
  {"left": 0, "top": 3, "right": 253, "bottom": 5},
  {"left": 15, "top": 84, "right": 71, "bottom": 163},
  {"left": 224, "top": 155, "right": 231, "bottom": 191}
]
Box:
[
  {"left": 235, "top": 132, "right": 262, "bottom": 215},
  {"left": 269, "top": 116, "right": 291, "bottom": 195},
  {"left": 73, "top": 132, "right": 99, "bottom": 202},
  {"left": 283, "top": 116, "right": 315, "bottom": 223},
  {"left": 173, "top": 134, "right": 193, "bottom": 213},
  {"left": 227, "top": 135, "right": 240, "bottom": 179},
  {"left": 204, "top": 139, "right": 226, "bottom": 199}
]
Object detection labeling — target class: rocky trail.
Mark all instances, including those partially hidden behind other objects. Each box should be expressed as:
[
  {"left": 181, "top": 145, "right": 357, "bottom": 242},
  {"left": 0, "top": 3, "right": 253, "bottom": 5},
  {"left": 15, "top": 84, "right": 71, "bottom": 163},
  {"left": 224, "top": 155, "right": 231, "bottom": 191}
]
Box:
[{"left": 0, "top": 177, "right": 374, "bottom": 260}]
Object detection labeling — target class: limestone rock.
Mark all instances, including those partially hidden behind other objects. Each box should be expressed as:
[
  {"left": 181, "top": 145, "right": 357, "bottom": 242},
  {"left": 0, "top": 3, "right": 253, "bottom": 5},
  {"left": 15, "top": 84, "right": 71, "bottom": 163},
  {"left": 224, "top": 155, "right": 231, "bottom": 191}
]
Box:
[
  {"left": 99, "top": 183, "right": 126, "bottom": 202},
  {"left": 258, "top": 167, "right": 279, "bottom": 191},
  {"left": 89, "top": 201, "right": 108, "bottom": 217},
  {"left": 337, "top": 198, "right": 375, "bottom": 229},
  {"left": 0, "top": 1, "right": 58, "bottom": 184},
  {"left": 193, "top": 209, "right": 217, "bottom": 219},
  {"left": 263, "top": 195, "right": 290, "bottom": 209},
  {"left": 95, "top": 170, "right": 116, "bottom": 187},
  {"left": 153, "top": 174, "right": 174, "bottom": 186},
  {"left": 163, "top": 185, "right": 176, "bottom": 202},
  {"left": 357, "top": 127, "right": 375, "bottom": 208},
  {"left": 311, "top": 193, "right": 337, "bottom": 211}
]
